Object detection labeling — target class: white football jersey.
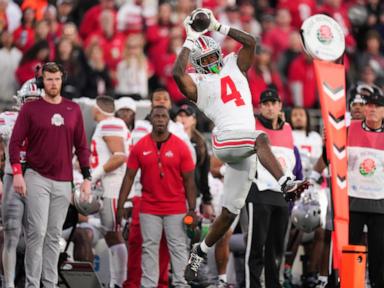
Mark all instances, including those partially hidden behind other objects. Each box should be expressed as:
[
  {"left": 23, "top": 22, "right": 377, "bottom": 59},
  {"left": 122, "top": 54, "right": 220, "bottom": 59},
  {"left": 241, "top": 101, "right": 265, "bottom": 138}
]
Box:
[
  {"left": 190, "top": 53, "right": 255, "bottom": 133},
  {"left": 91, "top": 117, "right": 129, "bottom": 181},
  {"left": 0, "top": 111, "right": 26, "bottom": 174},
  {"left": 292, "top": 130, "right": 323, "bottom": 178}
]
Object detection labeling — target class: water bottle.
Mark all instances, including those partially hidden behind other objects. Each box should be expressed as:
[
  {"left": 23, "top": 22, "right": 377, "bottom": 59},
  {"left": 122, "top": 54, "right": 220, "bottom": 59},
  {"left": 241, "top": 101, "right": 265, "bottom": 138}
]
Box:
[
  {"left": 184, "top": 215, "right": 195, "bottom": 239},
  {"left": 200, "top": 217, "right": 211, "bottom": 241}
]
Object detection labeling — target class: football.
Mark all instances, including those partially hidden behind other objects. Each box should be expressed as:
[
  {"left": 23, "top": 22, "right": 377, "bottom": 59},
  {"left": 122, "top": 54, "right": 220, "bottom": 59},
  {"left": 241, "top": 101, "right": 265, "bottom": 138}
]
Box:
[{"left": 190, "top": 10, "right": 211, "bottom": 33}]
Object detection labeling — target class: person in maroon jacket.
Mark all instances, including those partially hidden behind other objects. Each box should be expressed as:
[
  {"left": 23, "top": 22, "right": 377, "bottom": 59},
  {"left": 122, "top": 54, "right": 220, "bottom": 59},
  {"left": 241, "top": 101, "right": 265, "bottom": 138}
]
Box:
[{"left": 9, "top": 62, "right": 91, "bottom": 288}]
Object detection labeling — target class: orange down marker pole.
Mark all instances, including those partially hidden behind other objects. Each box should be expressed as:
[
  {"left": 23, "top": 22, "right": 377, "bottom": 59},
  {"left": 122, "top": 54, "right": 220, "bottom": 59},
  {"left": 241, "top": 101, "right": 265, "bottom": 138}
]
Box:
[{"left": 313, "top": 59, "right": 349, "bottom": 270}]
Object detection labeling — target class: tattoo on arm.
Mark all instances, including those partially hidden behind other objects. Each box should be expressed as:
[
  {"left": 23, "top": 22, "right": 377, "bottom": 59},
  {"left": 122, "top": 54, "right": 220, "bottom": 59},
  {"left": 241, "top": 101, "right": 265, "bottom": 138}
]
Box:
[
  {"left": 228, "top": 28, "right": 256, "bottom": 49},
  {"left": 173, "top": 48, "right": 190, "bottom": 77},
  {"left": 228, "top": 28, "right": 256, "bottom": 73}
]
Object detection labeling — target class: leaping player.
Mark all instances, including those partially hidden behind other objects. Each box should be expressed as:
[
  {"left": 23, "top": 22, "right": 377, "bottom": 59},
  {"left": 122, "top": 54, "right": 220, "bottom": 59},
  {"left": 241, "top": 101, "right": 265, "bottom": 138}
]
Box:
[{"left": 173, "top": 8, "right": 309, "bottom": 282}]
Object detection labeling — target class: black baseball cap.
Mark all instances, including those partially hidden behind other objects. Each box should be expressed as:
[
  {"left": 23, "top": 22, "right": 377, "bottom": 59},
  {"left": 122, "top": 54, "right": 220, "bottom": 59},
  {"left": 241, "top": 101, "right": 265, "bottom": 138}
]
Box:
[
  {"left": 348, "top": 83, "right": 371, "bottom": 105},
  {"left": 365, "top": 91, "right": 384, "bottom": 106},
  {"left": 260, "top": 89, "right": 280, "bottom": 103},
  {"left": 177, "top": 104, "right": 196, "bottom": 117},
  {"left": 349, "top": 94, "right": 366, "bottom": 105}
]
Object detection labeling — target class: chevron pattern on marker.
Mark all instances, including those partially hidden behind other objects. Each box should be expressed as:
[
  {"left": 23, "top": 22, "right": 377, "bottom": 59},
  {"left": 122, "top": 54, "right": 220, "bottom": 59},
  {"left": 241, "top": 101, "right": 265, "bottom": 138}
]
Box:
[
  {"left": 336, "top": 175, "right": 347, "bottom": 189},
  {"left": 333, "top": 144, "right": 346, "bottom": 159},
  {"left": 328, "top": 113, "right": 345, "bottom": 130},
  {"left": 323, "top": 82, "right": 345, "bottom": 101},
  {"left": 314, "top": 60, "right": 348, "bottom": 270}
]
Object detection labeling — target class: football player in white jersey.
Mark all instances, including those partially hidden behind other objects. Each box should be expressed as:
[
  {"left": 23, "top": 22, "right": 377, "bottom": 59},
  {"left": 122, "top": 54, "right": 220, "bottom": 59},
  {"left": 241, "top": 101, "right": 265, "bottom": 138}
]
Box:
[
  {"left": 90, "top": 96, "right": 129, "bottom": 288},
  {"left": 1, "top": 79, "right": 42, "bottom": 288},
  {"left": 173, "top": 8, "right": 309, "bottom": 281}
]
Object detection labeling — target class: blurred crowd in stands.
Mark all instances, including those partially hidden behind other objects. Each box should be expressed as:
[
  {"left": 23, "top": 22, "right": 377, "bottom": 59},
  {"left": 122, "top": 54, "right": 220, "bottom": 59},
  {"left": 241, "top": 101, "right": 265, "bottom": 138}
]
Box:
[
  {"left": 0, "top": 0, "right": 382, "bottom": 122},
  {"left": 0, "top": 1, "right": 383, "bottom": 287}
]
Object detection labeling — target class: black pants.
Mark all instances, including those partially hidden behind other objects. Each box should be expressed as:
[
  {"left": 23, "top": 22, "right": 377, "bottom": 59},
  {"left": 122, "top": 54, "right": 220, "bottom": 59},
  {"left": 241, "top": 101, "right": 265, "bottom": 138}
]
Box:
[
  {"left": 349, "top": 211, "right": 384, "bottom": 288},
  {"left": 245, "top": 201, "right": 289, "bottom": 288}
]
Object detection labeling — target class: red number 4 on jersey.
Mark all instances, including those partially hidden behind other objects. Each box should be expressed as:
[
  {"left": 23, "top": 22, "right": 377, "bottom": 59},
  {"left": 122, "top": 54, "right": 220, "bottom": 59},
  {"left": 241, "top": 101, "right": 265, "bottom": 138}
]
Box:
[{"left": 220, "top": 76, "right": 245, "bottom": 106}]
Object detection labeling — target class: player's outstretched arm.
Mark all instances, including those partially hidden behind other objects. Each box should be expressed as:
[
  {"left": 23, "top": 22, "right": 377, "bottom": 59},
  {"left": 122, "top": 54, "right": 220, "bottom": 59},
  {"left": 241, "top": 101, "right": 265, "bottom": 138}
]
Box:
[
  {"left": 173, "top": 47, "right": 198, "bottom": 102},
  {"left": 205, "top": 8, "right": 256, "bottom": 73}
]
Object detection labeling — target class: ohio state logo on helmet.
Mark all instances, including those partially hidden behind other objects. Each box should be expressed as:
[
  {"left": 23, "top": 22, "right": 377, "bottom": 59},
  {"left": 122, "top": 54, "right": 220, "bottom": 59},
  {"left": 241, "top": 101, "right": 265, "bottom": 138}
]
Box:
[
  {"left": 15, "top": 78, "right": 43, "bottom": 106},
  {"left": 190, "top": 35, "right": 223, "bottom": 74}
]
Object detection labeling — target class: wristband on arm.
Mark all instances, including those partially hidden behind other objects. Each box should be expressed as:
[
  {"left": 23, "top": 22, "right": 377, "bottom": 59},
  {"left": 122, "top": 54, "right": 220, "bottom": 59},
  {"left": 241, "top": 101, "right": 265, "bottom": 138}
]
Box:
[
  {"left": 217, "top": 24, "right": 230, "bottom": 35},
  {"left": 12, "top": 164, "right": 22, "bottom": 175},
  {"left": 81, "top": 167, "right": 92, "bottom": 181}
]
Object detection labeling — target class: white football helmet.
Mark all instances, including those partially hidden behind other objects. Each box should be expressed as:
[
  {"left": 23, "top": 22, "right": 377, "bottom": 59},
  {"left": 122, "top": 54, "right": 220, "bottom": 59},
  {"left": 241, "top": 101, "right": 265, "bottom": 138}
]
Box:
[
  {"left": 73, "top": 184, "right": 103, "bottom": 216},
  {"left": 291, "top": 187, "right": 322, "bottom": 233},
  {"left": 14, "top": 78, "right": 43, "bottom": 107},
  {"left": 190, "top": 35, "right": 223, "bottom": 74}
]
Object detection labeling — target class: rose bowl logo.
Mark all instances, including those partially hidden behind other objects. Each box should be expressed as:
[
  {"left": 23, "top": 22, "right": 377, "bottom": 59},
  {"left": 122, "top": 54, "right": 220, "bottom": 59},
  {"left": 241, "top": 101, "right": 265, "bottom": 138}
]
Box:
[
  {"left": 359, "top": 158, "right": 376, "bottom": 176},
  {"left": 317, "top": 25, "right": 333, "bottom": 45},
  {"left": 300, "top": 14, "right": 345, "bottom": 61}
]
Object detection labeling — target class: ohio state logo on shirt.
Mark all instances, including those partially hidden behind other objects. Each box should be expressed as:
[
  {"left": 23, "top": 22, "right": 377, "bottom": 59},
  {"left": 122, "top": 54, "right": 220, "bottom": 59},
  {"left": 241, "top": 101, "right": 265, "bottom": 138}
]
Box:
[
  {"left": 51, "top": 113, "right": 64, "bottom": 127},
  {"left": 359, "top": 158, "right": 376, "bottom": 176},
  {"left": 165, "top": 150, "right": 174, "bottom": 158}
]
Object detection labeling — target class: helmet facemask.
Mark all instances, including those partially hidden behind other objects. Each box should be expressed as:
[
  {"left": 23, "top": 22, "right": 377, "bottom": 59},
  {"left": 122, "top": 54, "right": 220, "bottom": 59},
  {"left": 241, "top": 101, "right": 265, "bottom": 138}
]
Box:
[
  {"left": 197, "top": 51, "right": 223, "bottom": 74},
  {"left": 190, "top": 36, "right": 223, "bottom": 74}
]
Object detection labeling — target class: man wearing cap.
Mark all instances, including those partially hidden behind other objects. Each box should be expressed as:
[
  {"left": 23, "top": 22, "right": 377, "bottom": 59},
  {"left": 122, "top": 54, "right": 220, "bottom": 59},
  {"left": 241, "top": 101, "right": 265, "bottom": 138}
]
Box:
[
  {"left": 245, "top": 89, "right": 303, "bottom": 288},
  {"left": 347, "top": 87, "right": 384, "bottom": 287},
  {"left": 347, "top": 83, "right": 384, "bottom": 123}
]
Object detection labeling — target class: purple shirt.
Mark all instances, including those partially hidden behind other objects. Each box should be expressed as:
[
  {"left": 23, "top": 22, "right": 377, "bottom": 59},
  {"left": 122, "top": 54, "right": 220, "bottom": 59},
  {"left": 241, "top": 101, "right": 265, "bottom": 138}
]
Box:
[{"left": 9, "top": 97, "right": 90, "bottom": 181}]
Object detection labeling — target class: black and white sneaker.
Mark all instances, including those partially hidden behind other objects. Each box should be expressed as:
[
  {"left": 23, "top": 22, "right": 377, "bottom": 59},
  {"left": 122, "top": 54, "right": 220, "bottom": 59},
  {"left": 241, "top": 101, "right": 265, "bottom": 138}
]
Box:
[{"left": 184, "top": 243, "right": 207, "bottom": 283}]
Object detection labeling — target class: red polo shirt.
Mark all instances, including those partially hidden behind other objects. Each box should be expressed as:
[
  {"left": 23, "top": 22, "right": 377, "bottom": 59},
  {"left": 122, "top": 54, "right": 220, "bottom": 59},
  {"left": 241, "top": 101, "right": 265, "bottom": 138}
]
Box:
[{"left": 128, "top": 133, "right": 195, "bottom": 215}]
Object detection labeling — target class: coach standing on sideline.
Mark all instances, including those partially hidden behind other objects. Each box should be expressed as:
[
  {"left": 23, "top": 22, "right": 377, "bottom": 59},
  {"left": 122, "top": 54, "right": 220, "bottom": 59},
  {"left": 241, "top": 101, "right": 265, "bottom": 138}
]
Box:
[
  {"left": 348, "top": 90, "right": 384, "bottom": 287},
  {"left": 9, "top": 62, "right": 91, "bottom": 288}
]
